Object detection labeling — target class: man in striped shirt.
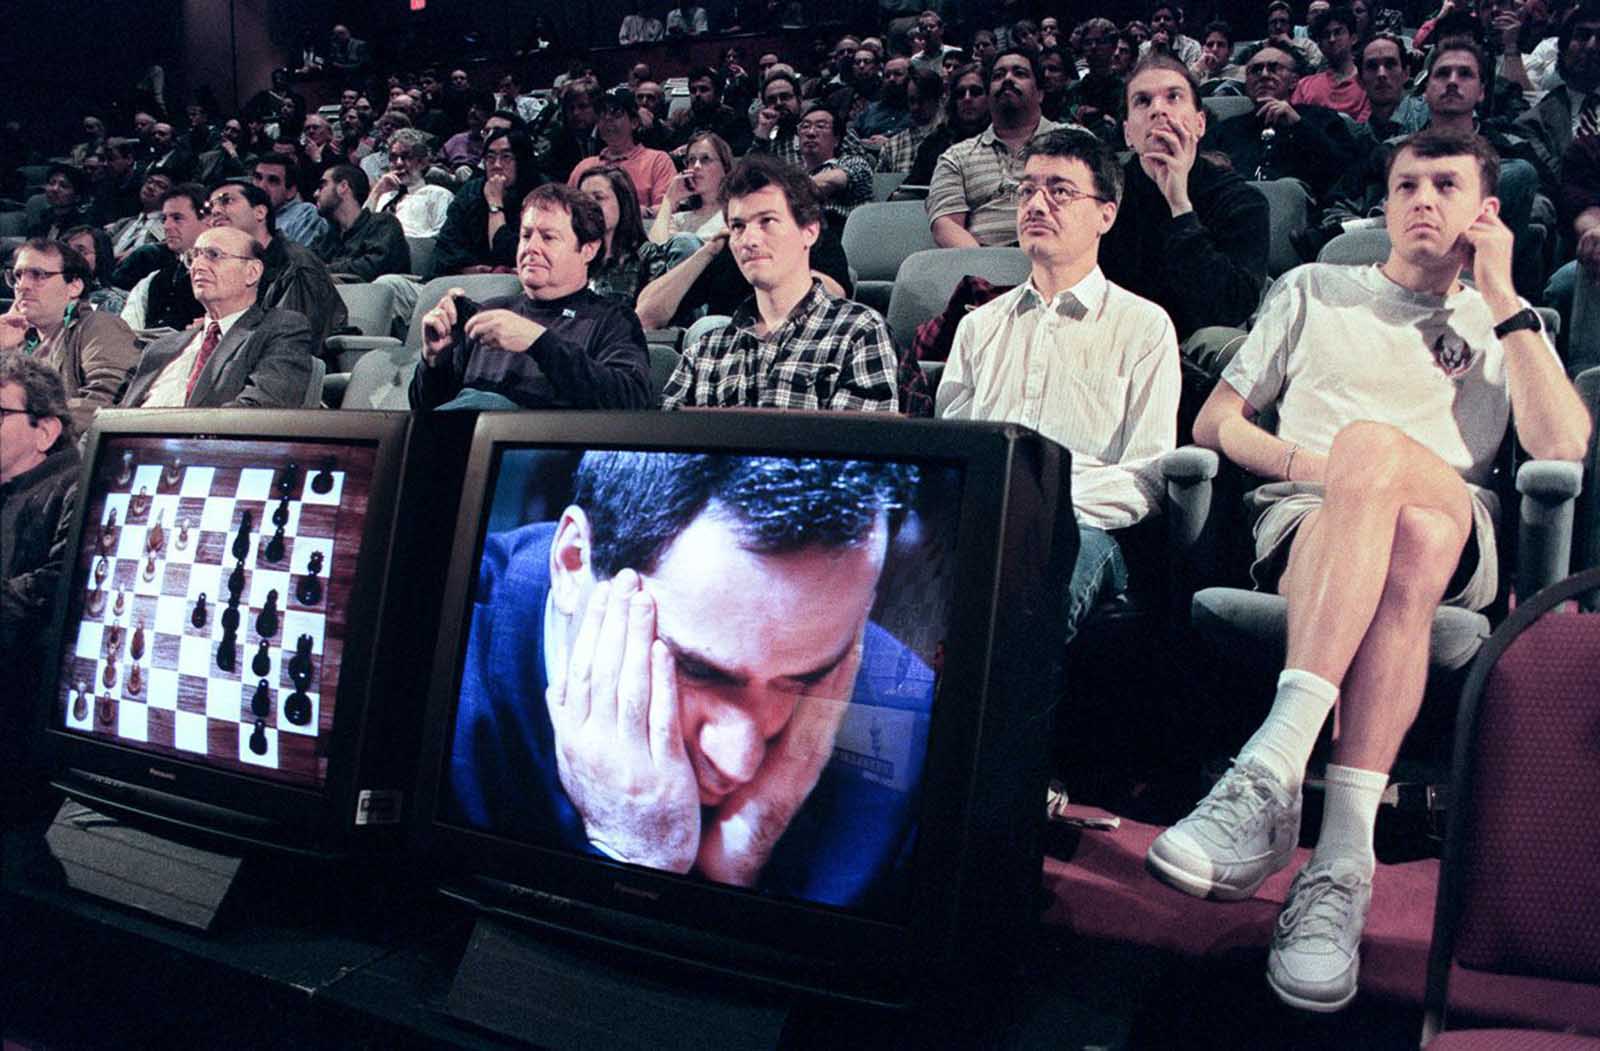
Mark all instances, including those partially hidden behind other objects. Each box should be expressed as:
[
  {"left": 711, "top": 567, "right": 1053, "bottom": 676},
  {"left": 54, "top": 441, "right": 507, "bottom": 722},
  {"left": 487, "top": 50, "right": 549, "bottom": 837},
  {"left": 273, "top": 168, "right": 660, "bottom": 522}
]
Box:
[
  {"left": 662, "top": 157, "right": 896, "bottom": 411},
  {"left": 936, "top": 128, "right": 1180, "bottom": 640}
]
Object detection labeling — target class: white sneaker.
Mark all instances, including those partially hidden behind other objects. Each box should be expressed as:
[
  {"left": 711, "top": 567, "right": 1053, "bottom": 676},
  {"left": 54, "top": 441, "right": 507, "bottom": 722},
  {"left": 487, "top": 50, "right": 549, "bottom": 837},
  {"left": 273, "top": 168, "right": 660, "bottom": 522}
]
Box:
[
  {"left": 1145, "top": 758, "right": 1301, "bottom": 900},
  {"left": 1266, "top": 857, "right": 1373, "bottom": 1013}
]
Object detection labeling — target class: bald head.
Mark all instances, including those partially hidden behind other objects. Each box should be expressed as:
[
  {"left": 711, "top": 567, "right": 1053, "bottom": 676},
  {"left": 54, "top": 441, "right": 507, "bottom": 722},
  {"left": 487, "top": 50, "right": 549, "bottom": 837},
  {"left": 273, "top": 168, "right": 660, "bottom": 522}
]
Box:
[{"left": 189, "top": 226, "right": 264, "bottom": 318}]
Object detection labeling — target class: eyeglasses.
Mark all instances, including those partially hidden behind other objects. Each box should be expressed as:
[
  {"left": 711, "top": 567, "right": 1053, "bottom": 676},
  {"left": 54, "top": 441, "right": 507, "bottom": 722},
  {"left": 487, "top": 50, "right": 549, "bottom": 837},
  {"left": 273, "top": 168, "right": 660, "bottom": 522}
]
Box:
[
  {"left": 0, "top": 407, "right": 36, "bottom": 419},
  {"left": 1015, "top": 180, "right": 1109, "bottom": 207},
  {"left": 484, "top": 149, "right": 516, "bottom": 162},
  {"left": 956, "top": 85, "right": 987, "bottom": 98},
  {"left": 4, "top": 267, "right": 64, "bottom": 285},
  {"left": 183, "top": 246, "right": 255, "bottom": 266}
]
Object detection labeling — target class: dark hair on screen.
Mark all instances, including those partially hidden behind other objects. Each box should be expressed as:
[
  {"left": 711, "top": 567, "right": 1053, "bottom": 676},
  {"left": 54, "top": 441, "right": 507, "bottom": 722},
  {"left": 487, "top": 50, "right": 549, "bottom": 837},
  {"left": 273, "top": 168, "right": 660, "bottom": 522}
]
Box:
[
  {"left": 1383, "top": 126, "right": 1500, "bottom": 198},
  {"left": 574, "top": 454, "right": 919, "bottom": 578},
  {"left": 1020, "top": 127, "right": 1125, "bottom": 204},
  {"left": 0, "top": 350, "right": 74, "bottom": 449},
  {"left": 722, "top": 154, "right": 823, "bottom": 229}
]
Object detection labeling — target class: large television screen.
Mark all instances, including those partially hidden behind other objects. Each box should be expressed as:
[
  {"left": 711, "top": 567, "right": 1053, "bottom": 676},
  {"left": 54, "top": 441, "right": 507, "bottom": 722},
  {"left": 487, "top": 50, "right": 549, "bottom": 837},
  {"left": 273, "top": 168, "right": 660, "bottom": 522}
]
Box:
[
  {"left": 53, "top": 434, "right": 378, "bottom": 791},
  {"left": 438, "top": 447, "right": 964, "bottom": 923}
]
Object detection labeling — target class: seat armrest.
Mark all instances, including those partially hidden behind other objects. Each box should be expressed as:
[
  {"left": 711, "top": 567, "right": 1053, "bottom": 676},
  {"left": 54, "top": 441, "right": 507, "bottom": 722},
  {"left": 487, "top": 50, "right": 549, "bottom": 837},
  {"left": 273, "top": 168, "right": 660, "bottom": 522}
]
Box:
[
  {"left": 324, "top": 335, "right": 404, "bottom": 374},
  {"left": 1515, "top": 459, "right": 1583, "bottom": 598},
  {"left": 321, "top": 372, "right": 351, "bottom": 409},
  {"left": 1162, "top": 446, "right": 1221, "bottom": 618}
]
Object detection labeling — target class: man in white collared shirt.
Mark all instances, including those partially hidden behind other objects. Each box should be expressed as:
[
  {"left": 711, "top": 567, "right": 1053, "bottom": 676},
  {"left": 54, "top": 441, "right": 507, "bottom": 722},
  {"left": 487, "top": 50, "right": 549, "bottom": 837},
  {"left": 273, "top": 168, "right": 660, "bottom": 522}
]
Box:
[
  {"left": 119, "top": 226, "right": 314, "bottom": 409},
  {"left": 936, "top": 127, "right": 1180, "bottom": 642},
  {"left": 363, "top": 128, "right": 454, "bottom": 238}
]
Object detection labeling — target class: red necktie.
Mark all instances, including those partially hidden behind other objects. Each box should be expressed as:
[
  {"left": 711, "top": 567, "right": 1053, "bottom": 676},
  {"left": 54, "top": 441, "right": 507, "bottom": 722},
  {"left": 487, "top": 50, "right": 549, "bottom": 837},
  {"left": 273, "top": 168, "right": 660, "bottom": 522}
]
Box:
[{"left": 185, "top": 322, "right": 222, "bottom": 402}]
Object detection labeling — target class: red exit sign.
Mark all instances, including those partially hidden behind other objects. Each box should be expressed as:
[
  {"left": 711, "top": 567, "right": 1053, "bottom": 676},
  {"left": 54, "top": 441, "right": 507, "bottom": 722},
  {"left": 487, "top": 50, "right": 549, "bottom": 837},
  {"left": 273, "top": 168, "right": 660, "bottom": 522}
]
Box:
[{"left": 410, "top": 0, "right": 426, "bottom": 9}]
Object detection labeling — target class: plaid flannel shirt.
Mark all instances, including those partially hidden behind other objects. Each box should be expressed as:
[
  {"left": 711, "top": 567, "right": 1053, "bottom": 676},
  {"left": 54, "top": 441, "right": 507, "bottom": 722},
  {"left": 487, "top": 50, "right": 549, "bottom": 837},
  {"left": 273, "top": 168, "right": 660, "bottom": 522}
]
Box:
[
  {"left": 876, "top": 120, "right": 940, "bottom": 175},
  {"left": 662, "top": 280, "right": 899, "bottom": 412}
]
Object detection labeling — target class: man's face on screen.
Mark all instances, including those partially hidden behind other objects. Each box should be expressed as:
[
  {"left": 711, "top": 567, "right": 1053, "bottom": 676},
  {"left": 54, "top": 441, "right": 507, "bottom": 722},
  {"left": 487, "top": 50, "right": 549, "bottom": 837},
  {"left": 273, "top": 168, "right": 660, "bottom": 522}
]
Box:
[{"left": 571, "top": 508, "right": 886, "bottom": 808}]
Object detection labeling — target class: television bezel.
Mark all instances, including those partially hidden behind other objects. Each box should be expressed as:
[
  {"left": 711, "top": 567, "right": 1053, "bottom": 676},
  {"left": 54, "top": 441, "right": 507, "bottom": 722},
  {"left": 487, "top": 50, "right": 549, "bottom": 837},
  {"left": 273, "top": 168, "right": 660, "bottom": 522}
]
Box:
[
  {"left": 411, "top": 410, "right": 1068, "bottom": 1007},
  {"left": 33, "top": 408, "right": 416, "bottom": 853}
]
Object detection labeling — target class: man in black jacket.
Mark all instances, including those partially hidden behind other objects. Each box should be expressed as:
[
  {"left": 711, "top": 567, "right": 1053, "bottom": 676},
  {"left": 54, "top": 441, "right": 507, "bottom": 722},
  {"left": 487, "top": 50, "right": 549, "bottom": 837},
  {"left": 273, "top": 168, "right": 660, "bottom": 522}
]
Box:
[
  {"left": 1100, "top": 54, "right": 1268, "bottom": 395},
  {"left": 411, "top": 184, "right": 651, "bottom": 411},
  {"left": 312, "top": 164, "right": 410, "bottom": 281}
]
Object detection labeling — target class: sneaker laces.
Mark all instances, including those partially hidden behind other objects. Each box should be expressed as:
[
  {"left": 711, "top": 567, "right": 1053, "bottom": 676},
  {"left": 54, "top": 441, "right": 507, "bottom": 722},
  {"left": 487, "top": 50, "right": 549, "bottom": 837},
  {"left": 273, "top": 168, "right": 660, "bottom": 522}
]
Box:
[
  {"left": 1186, "top": 759, "right": 1283, "bottom": 843},
  {"left": 1275, "top": 864, "right": 1367, "bottom": 951}
]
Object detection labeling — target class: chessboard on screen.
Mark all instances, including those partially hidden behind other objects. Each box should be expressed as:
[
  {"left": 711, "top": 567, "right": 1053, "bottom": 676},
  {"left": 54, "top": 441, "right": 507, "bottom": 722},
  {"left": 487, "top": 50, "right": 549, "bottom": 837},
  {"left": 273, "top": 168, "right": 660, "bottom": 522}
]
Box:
[
  {"left": 55, "top": 435, "right": 377, "bottom": 790},
  {"left": 440, "top": 448, "right": 964, "bottom": 921}
]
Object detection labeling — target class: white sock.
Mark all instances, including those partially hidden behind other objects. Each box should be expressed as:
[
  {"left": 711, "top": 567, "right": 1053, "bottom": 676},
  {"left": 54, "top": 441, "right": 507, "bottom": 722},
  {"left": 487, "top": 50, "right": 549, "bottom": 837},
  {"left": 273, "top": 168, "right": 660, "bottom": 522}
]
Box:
[
  {"left": 1237, "top": 669, "right": 1339, "bottom": 794},
  {"left": 1312, "top": 763, "right": 1387, "bottom": 877}
]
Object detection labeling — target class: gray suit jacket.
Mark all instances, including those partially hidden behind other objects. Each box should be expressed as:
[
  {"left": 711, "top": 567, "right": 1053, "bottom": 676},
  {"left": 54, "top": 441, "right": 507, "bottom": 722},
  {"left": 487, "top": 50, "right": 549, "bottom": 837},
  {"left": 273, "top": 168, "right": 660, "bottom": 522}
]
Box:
[{"left": 119, "top": 304, "right": 315, "bottom": 409}]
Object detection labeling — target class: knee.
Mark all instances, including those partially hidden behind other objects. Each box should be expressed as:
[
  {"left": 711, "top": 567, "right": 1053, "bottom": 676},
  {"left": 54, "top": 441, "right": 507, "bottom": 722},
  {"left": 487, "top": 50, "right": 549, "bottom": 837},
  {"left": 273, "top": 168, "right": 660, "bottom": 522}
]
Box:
[
  {"left": 1384, "top": 505, "right": 1468, "bottom": 603},
  {"left": 1325, "top": 421, "right": 1412, "bottom": 494}
]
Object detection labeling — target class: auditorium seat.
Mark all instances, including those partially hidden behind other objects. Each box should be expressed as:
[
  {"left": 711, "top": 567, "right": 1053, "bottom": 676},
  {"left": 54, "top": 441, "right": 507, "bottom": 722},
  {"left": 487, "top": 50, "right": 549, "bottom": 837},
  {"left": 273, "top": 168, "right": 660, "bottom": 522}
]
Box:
[
  {"left": 1422, "top": 567, "right": 1600, "bottom": 1048},
  {"left": 1250, "top": 178, "right": 1313, "bottom": 278},
  {"left": 1201, "top": 95, "right": 1254, "bottom": 123},
  {"left": 841, "top": 201, "right": 938, "bottom": 315},
  {"left": 304, "top": 357, "right": 327, "bottom": 408},
  {"left": 329, "top": 282, "right": 400, "bottom": 371},
  {"left": 338, "top": 343, "right": 419, "bottom": 411},
  {"left": 872, "top": 171, "right": 908, "bottom": 201},
  {"left": 884, "top": 246, "right": 1030, "bottom": 354},
  {"left": 1318, "top": 226, "right": 1391, "bottom": 266},
  {"left": 405, "top": 236, "right": 437, "bottom": 282}
]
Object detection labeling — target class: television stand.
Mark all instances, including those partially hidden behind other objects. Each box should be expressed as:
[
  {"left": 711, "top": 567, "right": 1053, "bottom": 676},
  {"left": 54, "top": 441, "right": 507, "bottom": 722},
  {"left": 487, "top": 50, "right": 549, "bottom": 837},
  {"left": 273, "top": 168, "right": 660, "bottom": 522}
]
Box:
[
  {"left": 43, "top": 799, "right": 246, "bottom": 932},
  {"left": 445, "top": 917, "right": 792, "bottom": 1051}
]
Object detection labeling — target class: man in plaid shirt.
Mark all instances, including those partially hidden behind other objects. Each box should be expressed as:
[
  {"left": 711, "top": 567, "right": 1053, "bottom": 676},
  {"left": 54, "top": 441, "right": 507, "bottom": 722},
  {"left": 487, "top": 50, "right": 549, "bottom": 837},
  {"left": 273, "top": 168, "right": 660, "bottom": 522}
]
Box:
[
  {"left": 661, "top": 156, "right": 897, "bottom": 411},
  {"left": 876, "top": 68, "right": 947, "bottom": 175}
]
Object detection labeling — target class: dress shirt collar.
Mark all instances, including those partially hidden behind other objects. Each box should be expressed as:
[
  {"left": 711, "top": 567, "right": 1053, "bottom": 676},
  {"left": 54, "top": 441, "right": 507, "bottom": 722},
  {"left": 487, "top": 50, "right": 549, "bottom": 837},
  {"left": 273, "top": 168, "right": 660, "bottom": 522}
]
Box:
[
  {"left": 730, "top": 278, "right": 827, "bottom": 337},
  {"left": 201, "top": 306, "right": 250, "bottom": 341},
  {"left": 1015, "top": 264, "right": 1107, "bottom": 322}
]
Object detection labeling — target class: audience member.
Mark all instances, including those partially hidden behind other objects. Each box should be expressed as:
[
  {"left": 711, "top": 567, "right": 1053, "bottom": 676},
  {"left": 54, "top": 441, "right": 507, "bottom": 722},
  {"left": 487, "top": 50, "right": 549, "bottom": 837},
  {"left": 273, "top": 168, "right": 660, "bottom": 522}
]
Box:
[
  {"left": 877, "top": 69, "right": 946, "bottom": 174},
  {"left": 121, "top": 183, "right": 208, "bottom": 332},
  {"left": 326, "top": 24, "right": 372, "bottom": 82},
  {"left": 578, "top": 166, "right": 652, "bottom": 305},
  {"left": 61, "top": 226, "right": 128, "bottom": 315},
  {"left": 662, "top": 156, "right": 894, "bottom": 411},
  {"left": 1151, "top": 128, "right": 1589, "bottom": 1014},
  {"left": 313, "top": 164, "right": 411, "bottom": 280},
  {"left": 799, "top": 104, "right": 874, "bottom": 221},
  {"left": 908, "top": 64, "right": 991, "bottom": 186},
  {"left": 929, "top": 49, "right": 1067, "bottom": 247},
  {"left": 1193, "top": 20, "right": 1245, "bottom": 84},
  {"left": 750, "top": 70, "right": 806, "bottom": 166},
  {"left": 442, "top": 95, "right": 495, "bottom": 169},
  {"left": 856, "top": 56, "right": 915, "bottom": 138},
  {"left": 619, "top": 6, "right": 664, "bottom": 44},
  {"left": 568, "top": 88, "right": 677, "bottom": 213},
  {"left": 119, "top": 226, "right": 316, "bottom": 408},
  {"left": 937, "top": 127, "right": 1179, "bottom": 642},
  {"left": 1039, "top": 47, "right": 1077, "bottom": 122},
  {"left": 910, "top": 10, "right": 958, "bottom": 76},
  {"left": 665, "top": 3, "right": 711, "bottom": 36},
  {"left": 196, "top": 119, "right": 249, "bottom": 186},
  {"left": 92, "top": 141, "right": 143, "bottom": 224},
  {"left": 1517, "top": 2, "right": 1600, "bottom": 184},
  {"left": 649, "top": 131, "right": 733, "bottom": 243},
  {"left": 26, "top": 164, "right": 93, "bottom": 239},
  {"left": 365, "top": 128, "right": 454, "bottom": 238},
  {"left": 108, "top": 168, "right": 174, "bottom": 263},
  {"left": 0, "top": 240, "right": 140, "bottom": 410},
  {"left": 668, "top": 67, "right": 753, "bottom": 154},
  {"left": 1144, "top": 2, "right": 1203, "bottom": 65},
  {"left": 1291, "top": 5, "right": 1371, "bottom": 121},
  {"left": 434, "top": 128, "right": 546, "bottom": 276},
  {"left": 1101, "top": 54, "right": 1268, "bottom": 347},
  {"left": 1359, "top": 34, "right": 1428, "bottom": 141},
  {"left": 253, "top": 154, "right": 329, "bottom": 248},
  {"left": 544, "top": 81, "right": 603, "bottom": 183},
  {"left": 412, "top": 183, "right": 652, "bottom": 411},
  {"left": 206, "top": 180, "right": 347, "bottom": 358}
]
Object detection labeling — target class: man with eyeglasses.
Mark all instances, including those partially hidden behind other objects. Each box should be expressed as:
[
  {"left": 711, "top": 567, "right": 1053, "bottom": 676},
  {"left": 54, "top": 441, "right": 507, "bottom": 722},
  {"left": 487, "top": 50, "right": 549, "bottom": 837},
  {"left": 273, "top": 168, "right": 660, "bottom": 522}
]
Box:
[
  {"left": 1201, "top": 42, "right": 1366, "bottom": 197},
  {"left": 1290, "top": 5, "right": 1371, "bottom": 121},
  {"left": 120, "top": 183, "right": 209, "bottom": 332},
  {"left": 206, "top": 180, "right": 347, "bottom": 360},
  {"left": 313, "top": 164, "right": 410, "bottom": 281},
  {"left": 751, "top": 70, "right": 807, "bottom": 166},
  {"left": 24, "top": 164, "right": 94, "bottom": 240},
  {"left": 118, "top": 226, "right": 314, "bottom": 409},
  {"left": 798, "top": 104, "right": 873, "bottom": 221},
  {"left": 907, "top": 64, "right": 992, "bottom": 186},
  {"left": 364, "top": 128, "right": 453, "bottom": 238},
  {"left": 929, "top": 49, "right": 1067, "bottom": 247},
  {"left": 0, "top": 240, "right": 140, "bottom": 412},
  {"left": 1, "top": 350, "right": 80, "bottom": 815},
  {"left": 937, "top": 128, "right": 1178, "bottom": 642}
]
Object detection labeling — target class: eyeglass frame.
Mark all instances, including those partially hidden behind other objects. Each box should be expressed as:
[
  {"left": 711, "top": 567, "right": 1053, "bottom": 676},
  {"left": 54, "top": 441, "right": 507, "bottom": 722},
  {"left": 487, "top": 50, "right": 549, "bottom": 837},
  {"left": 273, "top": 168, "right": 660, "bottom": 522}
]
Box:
[
  {"left": 182, "top": 246, "right": 257, "bottom": 267},
  {"left": 1013, "top": 178, "right": 1112, "bottom": 207},
  {"left": 4, "top": 267, "right": 67, "bottom": 285}
]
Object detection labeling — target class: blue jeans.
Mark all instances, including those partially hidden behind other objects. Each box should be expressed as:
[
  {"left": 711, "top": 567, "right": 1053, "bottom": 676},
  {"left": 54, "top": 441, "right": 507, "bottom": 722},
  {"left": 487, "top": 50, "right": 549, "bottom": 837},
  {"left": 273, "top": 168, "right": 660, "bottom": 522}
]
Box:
[
  {"left": 1064, "top": 525, "right": 1129, "bottom": 646},
  {"left": 434, "top": 388, "right": 524, "bottom": 411}
]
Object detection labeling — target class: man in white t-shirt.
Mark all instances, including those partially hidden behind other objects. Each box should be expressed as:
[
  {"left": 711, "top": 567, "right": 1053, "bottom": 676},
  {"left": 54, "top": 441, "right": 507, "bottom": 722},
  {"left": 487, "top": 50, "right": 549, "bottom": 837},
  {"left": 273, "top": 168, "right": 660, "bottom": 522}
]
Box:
[
  {"left": 936, "top": 127, "right": 1179, "bottom": 643},
  {"left": 1147, "top": 128, "right": 1590, "bottom": 1014}
]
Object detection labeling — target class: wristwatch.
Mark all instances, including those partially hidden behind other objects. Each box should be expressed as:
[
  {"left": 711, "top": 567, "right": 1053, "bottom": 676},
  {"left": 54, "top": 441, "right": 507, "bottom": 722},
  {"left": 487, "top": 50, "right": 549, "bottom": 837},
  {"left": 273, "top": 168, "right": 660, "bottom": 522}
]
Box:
[
  {"left": 1493, "top": 307, "right": 1542, "bottom": 340},
  {"left": 486, "top": 204, "right": 504, "bottom": 214}
]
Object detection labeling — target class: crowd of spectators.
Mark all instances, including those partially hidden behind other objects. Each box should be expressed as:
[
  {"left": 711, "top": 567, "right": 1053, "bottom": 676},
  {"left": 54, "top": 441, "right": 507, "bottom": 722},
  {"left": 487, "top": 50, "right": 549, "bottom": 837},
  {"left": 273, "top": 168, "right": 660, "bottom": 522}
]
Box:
[{"left": 2, "top": 0, "right": 1598, "bottom": 1024}]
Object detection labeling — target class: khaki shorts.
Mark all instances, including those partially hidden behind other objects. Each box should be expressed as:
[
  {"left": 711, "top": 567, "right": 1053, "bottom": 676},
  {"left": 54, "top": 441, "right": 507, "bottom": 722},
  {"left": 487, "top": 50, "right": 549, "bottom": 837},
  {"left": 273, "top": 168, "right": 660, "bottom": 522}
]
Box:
[{"left": 1245, "top": 481, "right": 1500, "bottom": 613}]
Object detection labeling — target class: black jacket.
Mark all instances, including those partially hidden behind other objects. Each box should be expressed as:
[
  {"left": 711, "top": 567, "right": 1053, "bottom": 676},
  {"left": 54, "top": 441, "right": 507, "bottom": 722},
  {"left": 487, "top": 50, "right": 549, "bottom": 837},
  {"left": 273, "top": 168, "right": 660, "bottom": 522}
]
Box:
[
  {"left": 1201, "top": 104, "right": 1368, "bottom": 200},
  {"left": 1101, "top": 154, "right": 1269, "bottom": 340}
]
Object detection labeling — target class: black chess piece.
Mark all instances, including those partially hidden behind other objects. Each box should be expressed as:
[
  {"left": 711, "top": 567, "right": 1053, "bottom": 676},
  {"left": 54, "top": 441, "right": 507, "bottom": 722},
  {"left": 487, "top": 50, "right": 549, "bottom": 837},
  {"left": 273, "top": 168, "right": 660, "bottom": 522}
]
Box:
[
  {"left": 102, "top": 660, "right": 118, "bottom": 689},
  {"left": 192, "top": 593, "right": 208, "bottom": 628},
  {"left": 232, "top": 510, "right": 254, "bottom": 561},
  {"left": 228, "top": 561, "right": 246, "bottom": 598},
  {"left": 94, "top": 556, "right": 109, "bottom": 585},
  {"left": 113, "top": 589, "right": 125, "bottom": 616},
  {"left": 249, "top": 719, "right": 268, "bottom": 756},
  {"left": 221, "top": 602, "right": 240, "bottom": 632},
  {"left": 130, "top": 620, "right": 146, "bottom": 661},
  {"left": 161, "top": 458, "right": 182, "bottom": 489},
  {"left": 288, "top": 633, "right": 315, "bottom": 684},
  {"left": 297, "top": 551, "right": 323, "bottom": 606},
  {"left": 127, "top": 664, "right": 143, "bottom": 696},
  {"left": 251, "top": 678, "right": 271, "bottom": 718},
  {"left": 311, "top": 459, "right": 334, "bottom": 494},
  {"left": 277, "top": 462, "right": 299, "bottom": 497},
  {"left": 86, "top": 587, "right": 106, "bottom": 617},
  {"left": 73, "top": 682, "right": 89, "bottom": 722},
  {"left": 97, "top": 695, "right": 115, "bottom": 725},
  {"left": 99, "top": 508, "right": 118, "bottom": 553},
  {"left": 272, "top": 495, "right": 291, "bottom": 528},
  {"left": 115, "top": 450, "right": 134, "bottom": 486},
  {"left": 252, "top": 640, "right": 271, "bottom": 677},
  {"left": 104, "top": 623, "right": 123, "bottom": 656},
  {"left": 284, "top": 688, "right": 312, "bottom": 727},
  {"left": 147, "top": 512, "right": 165, "bottom": 553},
  {"left": 265, "top": 523, "right": 286, "bottom": 563},
  {"left": 257, "top": 590, "right": 280, "bottom": 638},
  {"left": 217, "top": 632, "right": 237, "bottom": 672}
]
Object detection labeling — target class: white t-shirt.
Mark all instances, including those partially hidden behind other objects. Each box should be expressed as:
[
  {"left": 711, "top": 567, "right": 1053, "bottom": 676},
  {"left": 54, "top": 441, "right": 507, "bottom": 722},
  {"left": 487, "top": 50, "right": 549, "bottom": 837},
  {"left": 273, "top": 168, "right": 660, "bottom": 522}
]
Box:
[{"left": 1222, "top": 263, "right": 1558, "bottom": 488}]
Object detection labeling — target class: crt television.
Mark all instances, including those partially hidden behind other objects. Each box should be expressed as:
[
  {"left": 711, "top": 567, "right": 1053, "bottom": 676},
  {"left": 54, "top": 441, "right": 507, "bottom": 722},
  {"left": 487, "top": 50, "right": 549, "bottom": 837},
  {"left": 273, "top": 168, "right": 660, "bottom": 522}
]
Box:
[
  {"left": 412, "top": 411, "right": 1077, "bottom": 1011},
  {"left": 34, "top": 409, "right": 472, "bottom": 858}
]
